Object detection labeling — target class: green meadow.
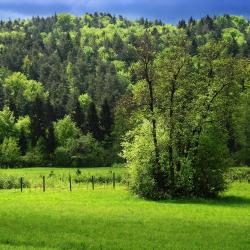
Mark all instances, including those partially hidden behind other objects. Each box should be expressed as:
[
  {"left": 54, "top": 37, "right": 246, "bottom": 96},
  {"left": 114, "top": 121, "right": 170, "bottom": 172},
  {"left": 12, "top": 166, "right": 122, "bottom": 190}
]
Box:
[{"left": 0, "top": 167, "right": 249, "bottom": 250}]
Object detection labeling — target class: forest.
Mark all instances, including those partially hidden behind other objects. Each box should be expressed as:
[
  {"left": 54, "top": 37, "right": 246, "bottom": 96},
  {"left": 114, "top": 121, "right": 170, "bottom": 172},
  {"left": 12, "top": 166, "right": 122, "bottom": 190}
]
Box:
[{"left": 0, "top": 13, "right": 250, "bottom": 199}]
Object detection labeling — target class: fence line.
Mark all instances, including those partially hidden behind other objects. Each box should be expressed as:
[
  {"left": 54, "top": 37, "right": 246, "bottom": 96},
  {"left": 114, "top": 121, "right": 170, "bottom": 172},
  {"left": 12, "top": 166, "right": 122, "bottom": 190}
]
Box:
[{"left": 13, "top": 172, "right": 126, "bottom": 193}]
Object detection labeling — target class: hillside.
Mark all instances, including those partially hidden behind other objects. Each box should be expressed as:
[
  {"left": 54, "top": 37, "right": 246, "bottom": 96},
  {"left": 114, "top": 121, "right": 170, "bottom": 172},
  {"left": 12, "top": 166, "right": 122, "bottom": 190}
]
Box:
[{"left": 0, "top": 13, "right": 250, "bottom": 168}]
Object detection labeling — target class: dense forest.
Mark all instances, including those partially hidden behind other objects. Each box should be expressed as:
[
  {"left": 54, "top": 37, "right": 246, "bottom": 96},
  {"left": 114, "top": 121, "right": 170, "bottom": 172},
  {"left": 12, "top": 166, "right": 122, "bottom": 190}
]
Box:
[{"left": 0, "top": 13, "right": 250, "bottom": 198}]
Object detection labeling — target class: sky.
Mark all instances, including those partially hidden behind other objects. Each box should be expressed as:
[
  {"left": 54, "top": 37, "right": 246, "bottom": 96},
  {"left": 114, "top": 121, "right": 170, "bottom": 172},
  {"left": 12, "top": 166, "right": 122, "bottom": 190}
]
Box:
[{"left": 0, "top": 0, "right": 250, "bottom": 23}]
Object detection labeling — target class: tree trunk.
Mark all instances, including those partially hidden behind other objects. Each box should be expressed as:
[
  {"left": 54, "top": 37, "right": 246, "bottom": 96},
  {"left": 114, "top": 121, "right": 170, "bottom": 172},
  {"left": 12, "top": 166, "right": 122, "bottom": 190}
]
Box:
[
  {"left": 145, "top": 63, "right": 163, "bottom": 190},
  {"left": 147, "top": 76, "right": 160, "bottom": 165}
]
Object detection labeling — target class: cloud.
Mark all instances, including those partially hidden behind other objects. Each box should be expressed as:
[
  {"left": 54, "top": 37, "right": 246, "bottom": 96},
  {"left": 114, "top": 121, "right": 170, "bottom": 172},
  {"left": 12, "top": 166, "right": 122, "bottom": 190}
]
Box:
[{"left": 0, "top": 0, "right": 249, "bottom": 22}]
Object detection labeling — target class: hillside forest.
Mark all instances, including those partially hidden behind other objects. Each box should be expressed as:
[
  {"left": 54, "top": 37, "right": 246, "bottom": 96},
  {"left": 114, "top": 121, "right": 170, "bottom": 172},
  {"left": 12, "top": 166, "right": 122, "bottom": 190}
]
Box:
[{"left": 0, "top": 13, "right": 250, "bottom": 198}]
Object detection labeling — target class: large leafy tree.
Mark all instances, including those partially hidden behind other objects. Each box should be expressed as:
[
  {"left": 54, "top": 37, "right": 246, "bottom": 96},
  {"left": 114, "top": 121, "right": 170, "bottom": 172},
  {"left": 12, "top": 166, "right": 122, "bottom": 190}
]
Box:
[
  {"left": 124, "top": 31, "right": 249, "bottom": 199},
  {"left": 100, "top": 99, "right": 113, "bottom": 138}
]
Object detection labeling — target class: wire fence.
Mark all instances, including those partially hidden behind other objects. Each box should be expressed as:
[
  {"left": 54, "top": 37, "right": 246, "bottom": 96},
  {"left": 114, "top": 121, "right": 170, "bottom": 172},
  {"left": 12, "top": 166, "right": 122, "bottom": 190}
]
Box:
[{"left": 0, "top": 172, "right": 129, "bottom": 192}]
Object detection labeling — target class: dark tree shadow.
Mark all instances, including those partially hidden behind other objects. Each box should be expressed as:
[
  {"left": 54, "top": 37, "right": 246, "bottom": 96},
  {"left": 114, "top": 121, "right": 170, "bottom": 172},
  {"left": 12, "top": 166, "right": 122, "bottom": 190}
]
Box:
[{"left": 157, "top": 195, "right": 250, "bottom": 207}]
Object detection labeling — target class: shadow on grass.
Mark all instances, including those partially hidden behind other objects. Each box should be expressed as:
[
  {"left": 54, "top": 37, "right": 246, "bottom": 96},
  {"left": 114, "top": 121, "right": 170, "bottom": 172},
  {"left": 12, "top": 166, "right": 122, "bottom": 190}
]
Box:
[{"left": 158, "top": 195, "right": 250, "bottom": 207}]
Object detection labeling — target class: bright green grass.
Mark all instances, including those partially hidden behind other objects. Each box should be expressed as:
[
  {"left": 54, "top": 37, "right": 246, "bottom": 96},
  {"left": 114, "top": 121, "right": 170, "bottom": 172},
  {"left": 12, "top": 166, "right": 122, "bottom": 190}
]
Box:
[{"left": 0, "top": 181, "right": 249, "bottom": 250}]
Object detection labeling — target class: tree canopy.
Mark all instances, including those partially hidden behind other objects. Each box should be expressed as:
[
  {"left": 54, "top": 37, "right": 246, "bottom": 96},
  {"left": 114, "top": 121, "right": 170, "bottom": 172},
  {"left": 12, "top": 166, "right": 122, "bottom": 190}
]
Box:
[{"left": 0, "top": 13, "right": 250, "bottom": 199}]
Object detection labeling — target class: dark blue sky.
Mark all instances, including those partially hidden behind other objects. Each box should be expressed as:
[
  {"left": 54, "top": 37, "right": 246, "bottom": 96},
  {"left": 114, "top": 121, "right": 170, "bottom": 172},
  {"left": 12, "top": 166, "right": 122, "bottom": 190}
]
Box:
[{"left": 0, "top": 0, "right": 250, "bottom": 23}]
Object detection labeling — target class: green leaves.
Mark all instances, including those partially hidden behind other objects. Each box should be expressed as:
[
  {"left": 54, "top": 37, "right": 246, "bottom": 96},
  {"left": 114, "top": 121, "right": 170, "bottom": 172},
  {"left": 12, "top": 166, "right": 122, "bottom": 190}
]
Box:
[{"left": 0, "top": 106, "right": 17, "bottom": 143}]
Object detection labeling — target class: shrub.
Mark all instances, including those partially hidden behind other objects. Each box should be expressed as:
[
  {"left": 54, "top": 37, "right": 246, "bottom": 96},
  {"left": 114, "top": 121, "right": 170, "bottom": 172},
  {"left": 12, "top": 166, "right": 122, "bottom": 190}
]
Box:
[
  {"left": 123, "top": 121, "right": 230, "bottom": 199},
  {"left": 74, "top": 172, "right": 124, "bottom": 184},
  {"left": 54, "top": 116, "right": 80, "bottom": 146},
  {"left": 0, "top": 137, "right": 21, "bottom": 167},
  {"left": 54, "top": 134, "right": 107, "bottom": 167},
  {"left": 192, "top": 126, "right": 231, "bottom": 198},
  {"left": 122, "top": 120, "right": 169, "bottom": 200},
  {"left": 174, "top": 158, "right": 195, "bottom": 197},
  {"left": 54, "top": 146, "right": 71, "bottom": 166},
  {"left": 225, "top": 167, "right": 250, "bottom": 182},
  {"left": 0, "top": 175, "right": 30, "bottom": 189},
  {"left": 22, "top": 146, "right": 46, "bottom": 167}
]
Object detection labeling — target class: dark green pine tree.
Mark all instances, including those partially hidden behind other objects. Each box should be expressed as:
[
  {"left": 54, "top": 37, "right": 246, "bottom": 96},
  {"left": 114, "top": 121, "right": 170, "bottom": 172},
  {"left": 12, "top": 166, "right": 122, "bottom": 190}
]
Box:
[
  {"left": 72, "top": 100, "right": 86, "bottom": 133},
  {"left": 44, "top": 98, "right": 56, "bottom": 126},
  {"left": 190, "top": 38, "right": 198, "bottom": 56},
  {"left": 19, "top": 129, "right": 27, "bottom": 156},
  {"left": 229, "top": 37, "right": 239, "bottom": 56},
  {"left": 0, "top": 85, "right": 5, "bottom": 111},
  {"left": 177, "top": 20, "right": 187, "bottom": 29},
  {"left": 45, "top": 125, "right": 56, "bottom": 157},
  {"left": 58, "top": 32, "right": 73, "bottom": 61},
  {"left": 87, "top": 102, "right": 102, "bottom": 141},
  {"left": 8, "top": 98, "right": 18, "bottom": 118},
  {"left": 100, "top": 99, "right": 113, "bottom": 138},
  {"left": 188, "top": 17, "right": 196, "bottom": 26},
  {"left": 30, "top": 96, "right": 46, "bottom": 146}
]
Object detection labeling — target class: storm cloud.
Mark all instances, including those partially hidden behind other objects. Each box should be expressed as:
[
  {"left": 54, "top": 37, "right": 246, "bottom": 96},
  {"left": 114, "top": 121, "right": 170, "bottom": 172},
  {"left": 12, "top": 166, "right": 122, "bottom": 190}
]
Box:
[{"left": 0, "top": 0, "right": 249, "bottom": 22}]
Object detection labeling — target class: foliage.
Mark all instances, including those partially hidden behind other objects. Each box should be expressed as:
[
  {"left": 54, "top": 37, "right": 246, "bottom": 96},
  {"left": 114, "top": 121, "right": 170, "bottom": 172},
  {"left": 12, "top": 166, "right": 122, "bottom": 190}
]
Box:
[
  {"left": 54, "top": 115, "right": 80, "bottom": 146},
  {"left": 123, "top": 30, "right": 249, "bottom": 199},
  {"left": 226, "top": 167, "right": 250, "bottom": 182},
  {"left": 0, "top": 137, "right": 20, "bottom": 167},
  {"left": 191, "top": 126, "right": 232, "bottom": 197},
  {"left": 0, "top": 14, "right": 249, "bottom": 198},
  {"left": 123, "top": 120, "right": 168, "bottom": 200},
  {"left": 0, "top": 175, "right": 30, "bottom": 189}
]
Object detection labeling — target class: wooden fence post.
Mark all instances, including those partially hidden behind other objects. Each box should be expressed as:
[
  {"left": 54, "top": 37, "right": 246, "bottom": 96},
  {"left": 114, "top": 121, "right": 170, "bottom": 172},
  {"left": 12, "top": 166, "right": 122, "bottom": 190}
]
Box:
[
  {"left": 43, "top": 176, "right": 45, "bottom": 192},
  {"left": 92, "top": 176, "right": 94, "bottom": 190},
  {"left": 69, "top": 175, "right": 72, "bottom": 192},
  {"left": 113, "top": 172, "right": 115, "bottom": 189},
  {"left": 20, "top": 177, "right": 23, "bottom": 192}
]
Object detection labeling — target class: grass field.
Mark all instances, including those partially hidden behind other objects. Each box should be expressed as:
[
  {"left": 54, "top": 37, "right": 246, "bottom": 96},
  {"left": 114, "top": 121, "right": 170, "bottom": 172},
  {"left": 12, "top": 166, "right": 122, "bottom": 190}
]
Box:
[{"left": 0, "top": 167, "right": 249, "bottom": 250}]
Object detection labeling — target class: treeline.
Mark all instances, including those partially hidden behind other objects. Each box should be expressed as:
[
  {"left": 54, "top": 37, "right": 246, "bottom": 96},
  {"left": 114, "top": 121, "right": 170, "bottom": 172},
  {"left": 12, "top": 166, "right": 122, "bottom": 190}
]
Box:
[
  {"left": 0, "top": 13, "right": 250, "bottom": 173},
  {"left": 0, "top": 81, "right": 114, "bottom": 167}
]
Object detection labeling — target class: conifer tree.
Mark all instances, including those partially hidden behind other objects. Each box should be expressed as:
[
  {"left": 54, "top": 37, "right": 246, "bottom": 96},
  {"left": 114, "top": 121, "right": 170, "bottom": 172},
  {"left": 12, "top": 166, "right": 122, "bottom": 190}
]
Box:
[
  {"left": 45, "top": 125, "right": 56, "bottom": 156},
  {"left": 72, "top": 100, "right": 86, "bottom": 133},
  {"left": 44, "top": 98, "right": 56, "bottom": 127},
  {"left": 87, "top": 102, "right": 102, "bottom": 141},
  {"left": 30, "top": 96, "right": 45, "bottom": 146},
  {"left": 19, "top": 128, "right": 27, "bottom": 156},
  {"left": 100, "top": 99, "right": 113, "bottom": 137}
]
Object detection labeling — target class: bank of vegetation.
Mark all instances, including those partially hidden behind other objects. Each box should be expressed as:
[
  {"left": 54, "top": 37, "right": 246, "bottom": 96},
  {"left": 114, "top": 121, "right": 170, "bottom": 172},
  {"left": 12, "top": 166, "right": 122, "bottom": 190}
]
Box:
[{"left": 0, "top": 13, "right": 250, "bottom": 198}]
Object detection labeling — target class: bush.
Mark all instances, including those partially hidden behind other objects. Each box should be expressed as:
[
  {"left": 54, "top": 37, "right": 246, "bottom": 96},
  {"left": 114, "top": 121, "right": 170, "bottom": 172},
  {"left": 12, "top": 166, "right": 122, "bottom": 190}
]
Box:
[
  {"left": 0, "top": 175, "right": 30, "bottom": 189},
  {"left": 225, "top": 167, "right": 250, "bottom": 182},
  {"left": 22, "top": 146, "right": 46, "bottom": 167},
  {"left": 54, "top": 116, "right": 80, "bottom": 146},
  {"left": 0, "top": 137, "right": 21, "bottom": 167},
  {"left": 54, "top": 134, "right": 108, "bottom": 167},
  {"left": 122, "top": 121, "right": 169, "bottom": 200},
  {"left": 73, "top": 171, "right": 124, "bottom": 184},
  {"left": 192, "top": 126, "right": 231, "bottom": 198},
  {"left": 54, "top": 146, "right": 71, "bottom": 166},
  {"left": 123, "top": 121, "right": 230, "bottom": 199},
  {"left": 174, "top": 158, "right": 194, "bottom": 197},
  {"left": 72, "top": 134, "right": 106, "bottom": 167}
]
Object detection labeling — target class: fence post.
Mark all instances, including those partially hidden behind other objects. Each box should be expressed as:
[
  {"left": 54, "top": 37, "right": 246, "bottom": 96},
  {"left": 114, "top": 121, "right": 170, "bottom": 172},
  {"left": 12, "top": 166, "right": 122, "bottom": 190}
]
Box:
[
  {"left": 113, "top": 172, "right": 115, "bottom": 189},
  {"left": 92, "top": 176, "right": 94, "bottom": 190},
  {"left": 43, "top": 176, "right": 45, "bottom": 192},
  {"left": 20, "top": 177, "right": 23, "bottom": 192},
  {"left": 69, "top": 175, "right": 72, "bottom": 192}
]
